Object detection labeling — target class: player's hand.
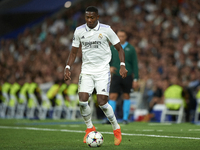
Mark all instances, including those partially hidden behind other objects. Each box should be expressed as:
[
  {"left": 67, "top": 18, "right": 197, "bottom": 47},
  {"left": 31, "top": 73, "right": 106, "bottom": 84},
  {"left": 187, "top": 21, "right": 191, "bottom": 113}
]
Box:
[
  {"left": 64, "top": 68, "right": 71, "bottom": 81},
  {"left": 110, "top": 67, "right": 117, "bottom": 74},
  {"left": 132, "top": 80, "right": 139, "bottom": 90},
  {"left": 119, "top": 65, "right": 128, "bottom": 79}
]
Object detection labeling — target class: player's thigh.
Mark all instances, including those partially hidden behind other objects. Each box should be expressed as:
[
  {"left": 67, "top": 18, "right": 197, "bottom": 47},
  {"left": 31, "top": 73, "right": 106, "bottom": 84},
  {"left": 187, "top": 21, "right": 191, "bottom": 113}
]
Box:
[
  {"left": 121, "top": 75, "right": 133, "bottom": 94},
  {"left": 109, "top": 75, "right": 121, "bottom": 93},
  {"left": 94, "top": 71, "right": 111, "bottom": 96},
  {"left": 78, "top": 73, "right": 94, "bottom": 95}
]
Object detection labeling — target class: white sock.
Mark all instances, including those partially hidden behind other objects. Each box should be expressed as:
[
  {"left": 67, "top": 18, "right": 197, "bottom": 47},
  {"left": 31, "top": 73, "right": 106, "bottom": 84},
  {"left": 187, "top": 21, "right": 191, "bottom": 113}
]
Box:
[
  {"left": 79, "top": 101, "right": 93, "bottom": 128},
  {"left": 99, "top": 102, "right": 120, "bottom": 130}
]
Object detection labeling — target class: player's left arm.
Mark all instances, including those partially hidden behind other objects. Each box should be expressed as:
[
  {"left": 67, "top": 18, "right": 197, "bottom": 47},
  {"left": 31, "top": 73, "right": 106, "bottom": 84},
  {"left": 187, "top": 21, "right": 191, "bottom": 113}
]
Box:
[{"left": 114, "top": 43, "right": 128, "bottom": 78}]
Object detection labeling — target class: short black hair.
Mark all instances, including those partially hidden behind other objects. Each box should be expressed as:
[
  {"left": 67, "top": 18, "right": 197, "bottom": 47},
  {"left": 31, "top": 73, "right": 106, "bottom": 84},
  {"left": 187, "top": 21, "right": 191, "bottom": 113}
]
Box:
[
  {"left": 117, "top": 29, "right": 130, "bottom": 40},
  {"left": 85, "top": 6, "right": 98, "bottom": 14},
  {"left": 117, "top": 29, "right": 127, "bottom": 35}
]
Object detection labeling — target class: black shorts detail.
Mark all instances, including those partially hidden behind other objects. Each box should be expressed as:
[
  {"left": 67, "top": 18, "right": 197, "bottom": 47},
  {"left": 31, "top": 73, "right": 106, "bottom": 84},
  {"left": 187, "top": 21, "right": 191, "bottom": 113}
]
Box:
[{"left": 109, "top": 75, "right": 132, "bottom": 94}]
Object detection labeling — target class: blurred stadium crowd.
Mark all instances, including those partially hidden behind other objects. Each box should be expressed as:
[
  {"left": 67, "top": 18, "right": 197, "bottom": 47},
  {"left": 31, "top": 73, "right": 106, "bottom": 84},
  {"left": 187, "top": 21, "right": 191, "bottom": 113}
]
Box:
[{"left": 0, "top": 0, "right": 200, "bottom": 121}]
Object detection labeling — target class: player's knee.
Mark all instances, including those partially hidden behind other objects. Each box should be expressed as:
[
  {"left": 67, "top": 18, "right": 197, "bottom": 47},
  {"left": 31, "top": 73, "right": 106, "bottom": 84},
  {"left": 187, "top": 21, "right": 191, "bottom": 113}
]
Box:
[
  {"left": 98, "top": 100, "right": 107, "bottom": 106},
  {"left": 109, "top": 93, "right": 118, "bottom": 100},
  {"left": 123, "top": 93, "right": 130, "bottom": 99},
  {"left": 97, "top": 96, "right": 108, "bottom": 106},
  {"left": 79, "top": 92, "right": 89, "bottom": 102}
]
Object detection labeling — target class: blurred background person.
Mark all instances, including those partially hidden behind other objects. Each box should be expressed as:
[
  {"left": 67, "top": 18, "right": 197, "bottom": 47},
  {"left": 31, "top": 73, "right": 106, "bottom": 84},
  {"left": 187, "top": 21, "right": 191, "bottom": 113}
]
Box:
[{"left": 107, "top": 29, "right": 139, "bottom": 124}]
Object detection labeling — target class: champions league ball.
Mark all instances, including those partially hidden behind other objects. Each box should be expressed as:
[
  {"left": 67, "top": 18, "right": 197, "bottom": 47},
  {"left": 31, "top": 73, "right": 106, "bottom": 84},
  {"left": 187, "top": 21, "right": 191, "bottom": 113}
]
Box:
[{"left": 86, "top": 131, "right": 104, "bottom": 147}]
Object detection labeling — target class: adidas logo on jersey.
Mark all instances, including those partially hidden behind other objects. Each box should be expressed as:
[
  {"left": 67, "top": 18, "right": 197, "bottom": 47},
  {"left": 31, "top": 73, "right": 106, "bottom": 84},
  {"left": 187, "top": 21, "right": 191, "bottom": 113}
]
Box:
[
  {"left": 102, "top": 89, "right": 106, "bottom": 92},
  {"left": 81, "top": 36, "right": 85, "bottom": 39}
]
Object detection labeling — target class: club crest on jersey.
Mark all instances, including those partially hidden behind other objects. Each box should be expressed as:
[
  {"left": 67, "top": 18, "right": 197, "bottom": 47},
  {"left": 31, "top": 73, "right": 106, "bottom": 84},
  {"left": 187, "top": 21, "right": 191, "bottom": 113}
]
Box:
[{"left": 98, "top": 34, "right": 103, "bottom": 39}]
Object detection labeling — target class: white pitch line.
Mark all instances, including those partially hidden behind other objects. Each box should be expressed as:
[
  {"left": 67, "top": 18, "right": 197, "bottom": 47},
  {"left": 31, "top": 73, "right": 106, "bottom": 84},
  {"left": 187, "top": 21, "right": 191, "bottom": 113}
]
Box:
[
  {"left": 0, "top": 126, "right": 200, "bottom": 140},
  {"left": 157, "top": 130, "right": 163, "bottom": 132},
  {"left": 142, "top": 129, "right": 154, "bottom": 132},
  {"left": 136, "top": 129, "right": 163, "bottom": 132},
  {"left": 189, "top": 129, "right": 200, "bottom": 131},
  {"left": 148, "top": 123, "right": 172, "bottom": 126},
  {"left": 69, "top": 125, "right": 80, "bottom": 127}
]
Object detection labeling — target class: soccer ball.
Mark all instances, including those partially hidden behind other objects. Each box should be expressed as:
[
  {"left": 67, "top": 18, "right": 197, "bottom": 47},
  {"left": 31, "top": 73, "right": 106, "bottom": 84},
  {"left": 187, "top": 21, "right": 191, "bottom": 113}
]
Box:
[{"left": 86, "top": 131, "right": 104, "bottom": 147}]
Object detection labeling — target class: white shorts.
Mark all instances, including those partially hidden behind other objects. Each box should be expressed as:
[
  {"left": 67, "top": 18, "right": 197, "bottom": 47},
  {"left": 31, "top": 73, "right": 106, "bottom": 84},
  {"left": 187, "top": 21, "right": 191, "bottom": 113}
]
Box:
[{"left": 78, "top": 71, "right": 111, "bottom": 96}]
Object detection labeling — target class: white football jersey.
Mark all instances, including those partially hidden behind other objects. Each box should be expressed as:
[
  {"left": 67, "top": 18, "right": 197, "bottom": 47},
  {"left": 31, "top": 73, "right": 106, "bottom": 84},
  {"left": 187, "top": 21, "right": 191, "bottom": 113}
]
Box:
[{"left": 72, "top": 21, "right": 120, "bottom": 74}]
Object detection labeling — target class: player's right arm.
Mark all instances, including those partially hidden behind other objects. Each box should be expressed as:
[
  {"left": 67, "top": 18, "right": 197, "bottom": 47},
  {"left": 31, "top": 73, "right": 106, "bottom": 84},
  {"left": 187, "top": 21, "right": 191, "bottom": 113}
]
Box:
[
  {"left": 64, "top": 28, "right": 80, "bottom": 81},
  {"left": 64, "top": 46, "right": 79, "bottom": 81}
]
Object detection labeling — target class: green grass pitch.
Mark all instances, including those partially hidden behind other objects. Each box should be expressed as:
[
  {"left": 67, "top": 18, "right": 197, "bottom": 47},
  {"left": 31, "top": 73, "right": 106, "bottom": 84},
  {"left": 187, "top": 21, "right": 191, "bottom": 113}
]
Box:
[{"left": 0, "top": 119, "right": 200, "bottom": 150}]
